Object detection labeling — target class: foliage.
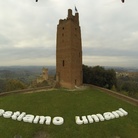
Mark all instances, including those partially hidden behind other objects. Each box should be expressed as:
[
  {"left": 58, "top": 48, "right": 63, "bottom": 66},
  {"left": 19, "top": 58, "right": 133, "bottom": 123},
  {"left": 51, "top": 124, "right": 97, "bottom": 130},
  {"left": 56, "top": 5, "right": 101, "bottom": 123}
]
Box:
[
  {"left": 5, "top": 79, "right": 27, "bottom": 92},
  {"left": 0, "top": 66, "right": 56, "bottom": 90},
  {"left": 116, "top": 79, "right": 138, "bottom": 98},
  {"left": 116, "top": 73, "right": 138, "bottom": 99},
  {"left": 83, "top": 65, "right": 116, "bottom": 89},
  {"left": 0, "top": 78, "right": 27, "bottom": 93},
  {"left": 0, "top": 68, "right": 39, "bottom": 85},
  {"left": 0, "top": 79, "right": 6, "bottom": 92}
]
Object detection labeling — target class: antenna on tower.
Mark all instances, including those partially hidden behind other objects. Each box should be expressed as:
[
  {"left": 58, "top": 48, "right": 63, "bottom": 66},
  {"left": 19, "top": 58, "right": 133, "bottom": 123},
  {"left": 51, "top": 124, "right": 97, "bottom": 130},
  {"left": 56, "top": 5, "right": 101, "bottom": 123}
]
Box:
[{"left": 75, "top": 6, "right": 78, "bottom": 13}]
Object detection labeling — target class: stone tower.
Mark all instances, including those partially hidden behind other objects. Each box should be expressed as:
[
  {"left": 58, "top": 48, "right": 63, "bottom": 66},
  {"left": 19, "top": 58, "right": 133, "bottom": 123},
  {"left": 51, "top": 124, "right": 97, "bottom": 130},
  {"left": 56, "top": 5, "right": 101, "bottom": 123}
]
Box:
[
  {"left": 56, "top": 9, "right": 83, "bottom": 89},
  {"left": 36, "top": 67, "right": 48, "bottom": 84},
  {"left": 42, "top": 67, "right": 48, "bottom": 80}
]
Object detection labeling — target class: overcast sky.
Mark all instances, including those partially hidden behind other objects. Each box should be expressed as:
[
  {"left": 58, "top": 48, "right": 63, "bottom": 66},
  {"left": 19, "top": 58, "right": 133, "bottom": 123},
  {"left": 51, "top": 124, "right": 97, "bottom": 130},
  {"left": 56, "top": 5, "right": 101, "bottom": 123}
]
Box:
[{"left": 0, "top": 0, "right": 138, "bottom": 68}]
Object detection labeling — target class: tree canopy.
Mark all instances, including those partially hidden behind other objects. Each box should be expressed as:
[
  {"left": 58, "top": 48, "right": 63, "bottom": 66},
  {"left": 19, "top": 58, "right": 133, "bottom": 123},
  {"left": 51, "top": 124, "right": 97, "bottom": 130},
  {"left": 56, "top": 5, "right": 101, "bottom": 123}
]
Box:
[{"left": 83, "top": 65, "right": 116, "bottom": 89}]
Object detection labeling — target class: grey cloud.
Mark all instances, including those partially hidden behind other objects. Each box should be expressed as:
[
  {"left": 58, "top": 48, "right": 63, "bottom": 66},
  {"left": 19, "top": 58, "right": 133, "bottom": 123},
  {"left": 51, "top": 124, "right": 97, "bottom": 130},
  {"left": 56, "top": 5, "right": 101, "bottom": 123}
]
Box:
[
  {"left": 0, "top": 34, "right": 11, "bottom": 46},
  {"left": 0, "top": 47, "right": 55, "bottom": 60},
  {"left": 0, "top": 0, "right": 138, "bottom": 67},
  {"left": 83, "top": 47, "right": 138, "bottom": 57}
]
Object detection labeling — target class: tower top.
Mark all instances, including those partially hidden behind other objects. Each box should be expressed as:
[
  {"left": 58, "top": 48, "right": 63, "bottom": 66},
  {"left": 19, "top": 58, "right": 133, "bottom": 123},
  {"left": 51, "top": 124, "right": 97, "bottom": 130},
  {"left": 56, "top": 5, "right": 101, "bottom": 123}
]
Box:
[{"left": 59, "top": 9, "right": 79, "bottom": 25}]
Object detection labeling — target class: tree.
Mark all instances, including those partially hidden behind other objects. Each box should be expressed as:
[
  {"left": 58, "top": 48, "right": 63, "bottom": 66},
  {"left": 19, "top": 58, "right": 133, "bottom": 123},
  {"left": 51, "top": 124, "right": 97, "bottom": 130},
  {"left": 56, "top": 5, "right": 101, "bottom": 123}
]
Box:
[
  {"left": 121, "top": 81, "right": 138, "bottom": 97},
  {"left": 83, "top": 65, "right": 92, "bottom": 84},
  {"left": 83, "top": 65, "right": 117, "bottom": 89},
  {"left": 105, "top": 69, "right": 117, "bottom": 89},
  {"left": 5, "top": 79, "right": 27, "bottom": 91},
  {"left": 0, "top": 79, "right": 6, "bottom": 92},
  {"left": 90, "top": 66, "right": 106, "bottom": 87}
]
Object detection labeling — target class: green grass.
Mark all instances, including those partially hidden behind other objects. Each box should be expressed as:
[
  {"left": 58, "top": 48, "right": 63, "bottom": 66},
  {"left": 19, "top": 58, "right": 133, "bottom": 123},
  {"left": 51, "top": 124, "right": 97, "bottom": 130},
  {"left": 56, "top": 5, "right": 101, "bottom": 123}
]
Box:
[{"left": 0, "top": 87, "right": 138, "bottom": 138}]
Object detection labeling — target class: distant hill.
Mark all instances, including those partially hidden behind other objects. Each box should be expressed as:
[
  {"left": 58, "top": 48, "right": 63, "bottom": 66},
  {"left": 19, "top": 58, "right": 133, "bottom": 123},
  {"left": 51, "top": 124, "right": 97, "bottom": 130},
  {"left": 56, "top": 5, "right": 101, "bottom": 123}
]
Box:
[
  {"left": 0, "top": 66, "right": 56, "bottom": 80},
  {"left": 0, "top": 66, "right": 56, "bottom": 75},
  {"left": 0, "top": 66, "right": 56, "bottom": 90},
  {"left": 103, "top": 66, "right": 138, "bottom": 72}
]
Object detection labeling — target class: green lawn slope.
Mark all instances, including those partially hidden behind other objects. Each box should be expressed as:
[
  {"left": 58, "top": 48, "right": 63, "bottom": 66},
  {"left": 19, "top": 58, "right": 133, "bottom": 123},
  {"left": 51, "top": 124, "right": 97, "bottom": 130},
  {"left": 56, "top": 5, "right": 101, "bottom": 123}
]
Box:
[{"left": 0, "top": 87, "right": 138, "bottom": 138}]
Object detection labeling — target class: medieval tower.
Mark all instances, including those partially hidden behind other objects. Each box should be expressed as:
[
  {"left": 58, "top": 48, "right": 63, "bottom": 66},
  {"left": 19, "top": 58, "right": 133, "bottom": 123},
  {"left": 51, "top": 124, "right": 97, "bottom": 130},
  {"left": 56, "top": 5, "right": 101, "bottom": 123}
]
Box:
[{"left": 56, "top": 9, "right": 83, "bottom": 89}]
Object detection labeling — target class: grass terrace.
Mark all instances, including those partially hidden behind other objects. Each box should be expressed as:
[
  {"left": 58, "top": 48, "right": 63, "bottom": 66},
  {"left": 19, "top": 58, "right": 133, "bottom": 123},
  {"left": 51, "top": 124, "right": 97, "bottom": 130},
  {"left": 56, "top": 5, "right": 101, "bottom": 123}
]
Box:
[{"left": 0, "top": 87, "right": 138, "bottom": 138}]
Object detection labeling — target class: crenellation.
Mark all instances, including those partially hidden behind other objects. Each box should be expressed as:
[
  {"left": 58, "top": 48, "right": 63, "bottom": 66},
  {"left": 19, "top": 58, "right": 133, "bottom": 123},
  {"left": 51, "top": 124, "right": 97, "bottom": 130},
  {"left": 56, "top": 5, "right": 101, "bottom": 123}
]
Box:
[
  {"left": 67, "top": 9, "right": 73, "bottom": 19},
  {"left": 58, "top": 9, "right": 79, "bottom": 27}
]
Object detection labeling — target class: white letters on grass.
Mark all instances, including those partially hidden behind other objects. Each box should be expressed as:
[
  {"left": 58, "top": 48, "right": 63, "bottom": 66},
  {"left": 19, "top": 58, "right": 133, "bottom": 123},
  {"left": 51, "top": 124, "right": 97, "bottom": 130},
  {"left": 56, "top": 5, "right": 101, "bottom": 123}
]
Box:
[
  {"left": 0, "top": 108, "right": 128, "bottom": 125},
  {"left": 75, "top": 108, "right": 128, "bottom": 125},
  {"left": 0, "top": 109, "right": 64, "bottom": 125}
]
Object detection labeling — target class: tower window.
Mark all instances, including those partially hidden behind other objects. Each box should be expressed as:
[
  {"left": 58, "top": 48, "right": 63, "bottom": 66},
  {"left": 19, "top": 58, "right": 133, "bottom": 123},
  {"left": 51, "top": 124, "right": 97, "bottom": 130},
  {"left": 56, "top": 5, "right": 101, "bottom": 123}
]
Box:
[
  {"left": 62, "top": 27, "right": 64, "bottom": 30},
  {"left": 62, "top": 33, "right": 64, "bottom": 36},
  {"left": 75, "top": 79, "right": 77, "bottom": 85},
  {"left": 62, "top": 60, "right": 65, "bottom": 66},
  {"left": 79, "top": 52, "right": 81, "bottom": 57}
]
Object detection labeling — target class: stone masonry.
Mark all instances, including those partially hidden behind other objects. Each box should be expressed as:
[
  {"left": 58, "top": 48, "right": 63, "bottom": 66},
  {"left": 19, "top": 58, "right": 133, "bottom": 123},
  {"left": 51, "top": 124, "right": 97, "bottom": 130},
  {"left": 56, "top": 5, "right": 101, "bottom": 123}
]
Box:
[
  {"left": 36, "top": 67, "right": 48, "bottom": 84},
  {"left": 56, "top": 9, "right": 83, "bottom": 89}
]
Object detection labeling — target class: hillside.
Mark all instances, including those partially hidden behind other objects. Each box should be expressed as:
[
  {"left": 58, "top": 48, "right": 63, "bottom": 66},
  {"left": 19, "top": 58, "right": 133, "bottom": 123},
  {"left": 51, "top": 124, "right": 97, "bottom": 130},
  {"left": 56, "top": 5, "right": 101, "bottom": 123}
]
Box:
[
  {"left": 0, "top": 66, "right": 56, "bottom": 92},
  {"left": 0, "top": 87, "right": 138, "bottom": 138},
  {"left": 0, "top": 66, "right": 56, "bottom": 82}
]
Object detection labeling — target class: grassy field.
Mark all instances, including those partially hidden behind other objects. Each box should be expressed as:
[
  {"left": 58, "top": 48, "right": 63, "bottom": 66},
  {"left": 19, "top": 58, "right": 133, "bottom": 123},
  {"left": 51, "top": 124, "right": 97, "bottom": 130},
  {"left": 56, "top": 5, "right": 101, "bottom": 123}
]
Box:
[{"left": 0, "top": 87, "right": 138, "bottom": 138}]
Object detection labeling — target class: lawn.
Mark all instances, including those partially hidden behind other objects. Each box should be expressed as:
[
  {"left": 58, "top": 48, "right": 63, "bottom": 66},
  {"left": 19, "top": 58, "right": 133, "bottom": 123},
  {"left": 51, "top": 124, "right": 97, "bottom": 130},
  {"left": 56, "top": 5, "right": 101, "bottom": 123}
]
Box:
[{"left": 0, "top": 87, "right": 138, "bottom": 138}]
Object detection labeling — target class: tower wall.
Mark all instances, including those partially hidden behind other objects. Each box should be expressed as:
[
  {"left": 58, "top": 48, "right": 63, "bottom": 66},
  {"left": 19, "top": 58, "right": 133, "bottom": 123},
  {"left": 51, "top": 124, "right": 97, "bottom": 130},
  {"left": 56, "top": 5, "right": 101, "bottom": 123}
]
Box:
[{"left": 56, "top": 9, "right": 83, "bottom": 89}]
